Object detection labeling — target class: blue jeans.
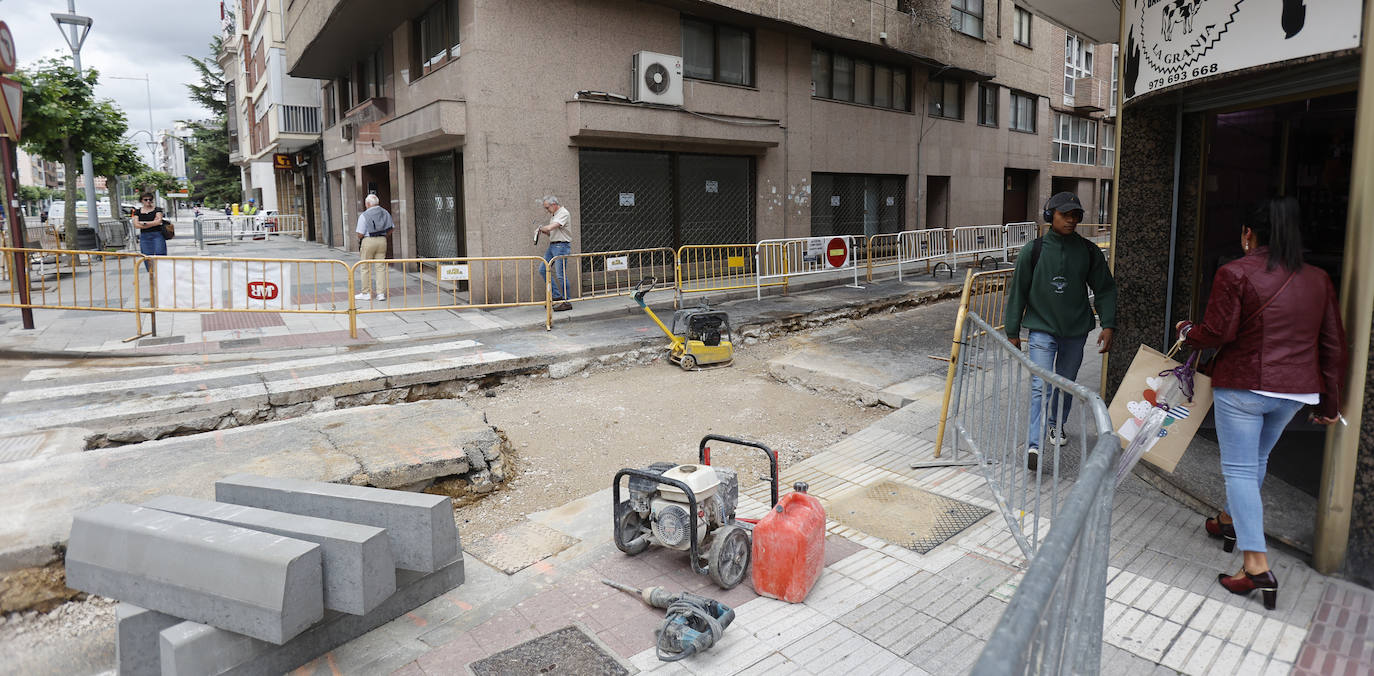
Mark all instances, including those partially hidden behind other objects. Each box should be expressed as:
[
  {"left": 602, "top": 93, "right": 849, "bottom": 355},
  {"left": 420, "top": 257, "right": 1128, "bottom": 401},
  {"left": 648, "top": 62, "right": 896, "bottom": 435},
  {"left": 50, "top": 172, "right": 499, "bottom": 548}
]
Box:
[
  {"left": 541, "top": 241, "right": 571, "bottom": 300},
  {"left": 1213, "top": 388, "right": 1305, "bottom": 553},
  {"left": 139, "top": 230, "right": 166, "bottom": 271},
  {"left": 1026, "top": 331, "right": 1088, "bottom": 448}
]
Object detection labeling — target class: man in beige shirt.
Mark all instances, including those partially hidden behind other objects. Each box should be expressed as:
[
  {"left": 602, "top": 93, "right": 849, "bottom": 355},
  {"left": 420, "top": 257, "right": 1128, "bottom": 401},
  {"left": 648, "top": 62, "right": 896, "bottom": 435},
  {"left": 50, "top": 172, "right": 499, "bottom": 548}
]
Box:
[
  {"left": 538, "top": 195, "right": 573, "bottom": 311},
  {"left": 355, "top": 194, "right": 394, "bottom": 301}
]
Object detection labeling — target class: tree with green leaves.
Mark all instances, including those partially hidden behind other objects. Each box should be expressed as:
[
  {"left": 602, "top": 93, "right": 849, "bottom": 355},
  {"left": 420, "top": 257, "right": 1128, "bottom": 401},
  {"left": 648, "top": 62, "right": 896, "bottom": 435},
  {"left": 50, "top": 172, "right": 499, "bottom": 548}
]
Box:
[
  {"left": 13, "top": 57, "right": 132, "bottom": 247},
  {"left": 183, "top": 37, "right": 241, "bottom": 206},
  {"left": 91, "top": 134, "right": 147, "bottom": 220},
  {"left": 132, "top": 170, "right": 182, "bottom": 196}
]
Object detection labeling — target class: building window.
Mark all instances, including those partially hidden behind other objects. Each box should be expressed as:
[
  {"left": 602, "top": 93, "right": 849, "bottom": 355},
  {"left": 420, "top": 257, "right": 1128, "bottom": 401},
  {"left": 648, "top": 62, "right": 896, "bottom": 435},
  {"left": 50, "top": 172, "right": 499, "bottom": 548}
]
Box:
[
  {"left": 977, "top": 83, "right": 998, "bottom": 126},
  {"left": 337, "top": 74, "right": 353, "bottom": 111},
  {"left": 322, "top": 83, "right": 336, "bottom": 127},
  {"left": 811, "top": 48, "right": 910, "bottom": 111},
  {"left": 414, "top": 0, "right": 460, "bottom": 77},
  {"left": 1101, "top": 123, "right": 1115, "bottom": 167},
  {"left": 1064, "top": 33, "right": 1093, "bottom": 97},
  {"left": 1109, "top": 44, "right": 1119, "bottom": 115},
  {"left": 928, "top": 78, "right": 963, "bottom": 119},
  {"left": 1013, "top": 6, "right": 1032, "bottom": 47},
  {"left": 682, "top": 16, "right": 754, "bottom": 87},
  {"left": 1099, "top": 179, "right": 1113, "bottom": 223},
  {"left": 1053, "top": 113, "right": 1098, "bottom": 165},
  {"left": 357, "top": 48, "right": 383, "bottom": 102},
  {"left": 1010, "top": 91, "right": 1035, "bottom": 132},
  {"left": 951, "top": 0, "right": 984, "bottom": 39}
]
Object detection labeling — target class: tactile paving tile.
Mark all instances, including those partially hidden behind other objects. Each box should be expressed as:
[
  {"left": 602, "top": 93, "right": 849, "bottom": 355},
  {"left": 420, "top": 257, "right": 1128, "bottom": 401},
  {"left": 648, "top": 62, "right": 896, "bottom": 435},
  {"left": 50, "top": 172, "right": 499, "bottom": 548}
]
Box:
[
  {"left": 828, "top": 480, "right": 992, "bottom": 554},
  {"left": 201, "top": 311, "right": 285, "bottom": 332},
  {"left": 470, "top": 624, "right": 629, "bottom": 675},
  {"left": 0, "top": 433, "right": 45, "bottom": 463},
  {"left": 466, "top": 521, "right": 580, "bottom": 575}
]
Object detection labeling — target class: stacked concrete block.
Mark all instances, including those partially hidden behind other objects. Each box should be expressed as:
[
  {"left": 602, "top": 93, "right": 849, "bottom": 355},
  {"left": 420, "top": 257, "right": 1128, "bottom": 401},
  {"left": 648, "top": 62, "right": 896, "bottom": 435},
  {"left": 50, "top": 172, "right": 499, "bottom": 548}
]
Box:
[
  {"left": 65, "top": 474, "right": 463, "bottom": 676},
  {"left": 143, "top": 495, "right": 396, "bottom": 615},
  {"left": 215, "top": 473, "right": 460, "bottom": 572},
  {"left": 66, "top": 503, "right": 324, "bottom": 643}
]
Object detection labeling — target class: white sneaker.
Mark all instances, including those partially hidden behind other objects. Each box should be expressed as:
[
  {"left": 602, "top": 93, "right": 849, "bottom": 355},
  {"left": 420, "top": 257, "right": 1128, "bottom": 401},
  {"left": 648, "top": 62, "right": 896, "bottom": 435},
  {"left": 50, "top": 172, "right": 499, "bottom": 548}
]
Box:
[
  {"left": 375, "top": 294, "right": 386, "bottom": 301},
  {"left": 1047, "top": 425, "right": 1068, "bottom": 446},
  {"left": 354, "top": 292, "right": 372, "bottom": 300}
]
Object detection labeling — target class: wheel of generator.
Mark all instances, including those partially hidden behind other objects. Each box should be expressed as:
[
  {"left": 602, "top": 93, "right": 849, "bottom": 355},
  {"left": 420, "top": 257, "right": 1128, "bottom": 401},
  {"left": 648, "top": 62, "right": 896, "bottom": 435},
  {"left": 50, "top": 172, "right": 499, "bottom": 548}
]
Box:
[
  {"left": 707, "top": 524, "right": 751, "bottom": 589},
  {"left": 614, "top": 501, "right": 649, "bottom": 555},
  {"left": 679, "top": 354, "right": 697, "bottom": 371}
]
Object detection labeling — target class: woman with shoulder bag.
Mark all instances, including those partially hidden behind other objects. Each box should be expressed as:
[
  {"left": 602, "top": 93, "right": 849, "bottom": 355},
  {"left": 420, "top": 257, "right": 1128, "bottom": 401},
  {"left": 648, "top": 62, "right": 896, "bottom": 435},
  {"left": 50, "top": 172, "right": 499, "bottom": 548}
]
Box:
[
  {"left": 1175, "top": 197, "right": 1346, "bottom": 610},
  {"left": 133, "top": 193, "right": 169, "bottom": 269}
]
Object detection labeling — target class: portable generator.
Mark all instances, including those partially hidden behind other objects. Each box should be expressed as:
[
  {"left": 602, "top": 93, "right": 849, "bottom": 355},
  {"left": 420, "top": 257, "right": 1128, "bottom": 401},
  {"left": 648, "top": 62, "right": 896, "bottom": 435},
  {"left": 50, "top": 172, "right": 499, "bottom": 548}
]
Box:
[
  {"left": 612, "top": 435, "right": 779, "bottom": 589},
  {"left": 632, "top": 277, "right": 734, "bottom": 371}
]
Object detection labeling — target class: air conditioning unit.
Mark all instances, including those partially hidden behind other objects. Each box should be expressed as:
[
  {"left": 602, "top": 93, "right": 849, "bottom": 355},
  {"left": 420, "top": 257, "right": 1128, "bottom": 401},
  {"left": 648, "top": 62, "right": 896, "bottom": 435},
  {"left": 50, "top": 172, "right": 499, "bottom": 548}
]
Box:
[
  {"left": 631, "top": 51, "right": 683, "bottom": 106},
  {"left": 340, "top": 122, "right": 354, "bottom": 141},
  {"left": 1073, "top": 77, "right": 1105, "bottom": 112}
]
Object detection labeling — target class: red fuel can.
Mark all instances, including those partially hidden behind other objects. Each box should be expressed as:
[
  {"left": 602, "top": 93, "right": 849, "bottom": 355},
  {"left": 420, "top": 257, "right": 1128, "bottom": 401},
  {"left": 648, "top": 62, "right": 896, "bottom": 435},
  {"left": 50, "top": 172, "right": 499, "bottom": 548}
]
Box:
[{"left": 751, "top": 481, "right": 826, "bottom": 603}]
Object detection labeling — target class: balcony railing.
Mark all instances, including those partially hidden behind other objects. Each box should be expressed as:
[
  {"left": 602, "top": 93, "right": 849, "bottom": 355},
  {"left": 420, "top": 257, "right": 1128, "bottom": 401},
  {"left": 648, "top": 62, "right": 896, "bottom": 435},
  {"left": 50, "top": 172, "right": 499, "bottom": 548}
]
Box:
[{"left": 279, "top": 105, "right": 322, "bottom": 135}]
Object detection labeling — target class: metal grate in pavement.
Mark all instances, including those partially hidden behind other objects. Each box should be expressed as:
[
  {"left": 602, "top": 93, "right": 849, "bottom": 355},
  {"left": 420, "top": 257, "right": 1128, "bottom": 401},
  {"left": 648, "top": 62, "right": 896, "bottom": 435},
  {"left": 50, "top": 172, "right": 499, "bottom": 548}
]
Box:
[
  {"left": 201, "top": 312, "right": 286, "bottom": 332},
  {"left": 829, "top": 480, "right": 992, "bottom": 554},
  {"left": 0, "top": 433, "right": 46, "bottom": 463},
  {"left": 466, "top": 521, "right": 579, "bottom": 575},
  {"left": 469, "top": 624, "right": 628, "bottom": 676}
]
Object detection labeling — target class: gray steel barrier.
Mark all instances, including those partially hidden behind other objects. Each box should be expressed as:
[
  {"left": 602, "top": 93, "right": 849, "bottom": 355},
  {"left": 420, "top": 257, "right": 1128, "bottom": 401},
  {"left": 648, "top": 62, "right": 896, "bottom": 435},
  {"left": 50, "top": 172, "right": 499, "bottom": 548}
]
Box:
[{"left": 945, "top": 311, "right": 1120, "bottom": 675}]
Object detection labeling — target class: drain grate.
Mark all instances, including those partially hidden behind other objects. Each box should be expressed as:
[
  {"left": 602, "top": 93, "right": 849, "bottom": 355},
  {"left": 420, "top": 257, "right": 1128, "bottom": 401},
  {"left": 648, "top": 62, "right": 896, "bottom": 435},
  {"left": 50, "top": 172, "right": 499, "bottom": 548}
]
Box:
[
  {"left": 829, "top": 481, "right": 991, "bottom": 554},
  {"left": 469, "top": 624, "right": 628, "bottom": 676},
  {"left": 201, "top": 312, "right": 285, "bottom": 332},
  {"left": 466, "top": 521, "right": 579, "bottom": 575}
]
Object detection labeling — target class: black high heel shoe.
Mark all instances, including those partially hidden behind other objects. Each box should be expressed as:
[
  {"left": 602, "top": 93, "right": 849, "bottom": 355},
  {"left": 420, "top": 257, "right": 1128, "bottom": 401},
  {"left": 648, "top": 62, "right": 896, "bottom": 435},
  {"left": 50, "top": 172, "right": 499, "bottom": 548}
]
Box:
[
  {"left": 1218, "top": 569, "right": 1278, "bottom": 610},
  {"left": 1204, "top": 514, "right": 1236, "bottom": 552}
]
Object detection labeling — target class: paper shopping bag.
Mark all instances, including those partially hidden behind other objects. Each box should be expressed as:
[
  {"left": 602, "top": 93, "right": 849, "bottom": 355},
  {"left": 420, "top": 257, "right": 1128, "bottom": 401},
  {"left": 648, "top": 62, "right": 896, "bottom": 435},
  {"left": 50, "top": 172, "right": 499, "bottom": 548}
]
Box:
[{"left": 1107, "top": 345, "right": 1213, "bottom": 473}]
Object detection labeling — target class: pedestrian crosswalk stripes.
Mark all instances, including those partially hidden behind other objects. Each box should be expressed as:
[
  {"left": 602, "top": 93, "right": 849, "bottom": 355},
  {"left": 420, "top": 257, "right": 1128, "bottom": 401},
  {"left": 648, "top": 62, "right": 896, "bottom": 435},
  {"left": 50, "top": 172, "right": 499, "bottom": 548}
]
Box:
[{"left": 5, "top": 340, "right": 485, "bottom": 403}]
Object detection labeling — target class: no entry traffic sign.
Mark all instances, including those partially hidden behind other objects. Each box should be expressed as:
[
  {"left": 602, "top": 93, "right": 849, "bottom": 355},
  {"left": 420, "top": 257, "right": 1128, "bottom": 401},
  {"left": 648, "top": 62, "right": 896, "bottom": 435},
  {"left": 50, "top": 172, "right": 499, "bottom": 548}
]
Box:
[{"left": 826, "top": 237, "right": 848, "bottom": 268}]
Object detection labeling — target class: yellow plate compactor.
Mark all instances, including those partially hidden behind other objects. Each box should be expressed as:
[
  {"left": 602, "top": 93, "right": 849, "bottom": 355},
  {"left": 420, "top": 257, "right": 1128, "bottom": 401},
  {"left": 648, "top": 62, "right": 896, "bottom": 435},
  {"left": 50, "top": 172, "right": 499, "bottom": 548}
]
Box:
[{"left": 632, "top": 277, "right": 734, "bottom": 371}]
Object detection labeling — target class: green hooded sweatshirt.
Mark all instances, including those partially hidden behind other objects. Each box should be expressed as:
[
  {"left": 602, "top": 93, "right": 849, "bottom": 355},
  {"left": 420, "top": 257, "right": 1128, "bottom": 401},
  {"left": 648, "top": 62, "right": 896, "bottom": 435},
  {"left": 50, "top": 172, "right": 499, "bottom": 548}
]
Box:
[{"left": 1004, "top": 229, "right": 1117, "bottom": 338}]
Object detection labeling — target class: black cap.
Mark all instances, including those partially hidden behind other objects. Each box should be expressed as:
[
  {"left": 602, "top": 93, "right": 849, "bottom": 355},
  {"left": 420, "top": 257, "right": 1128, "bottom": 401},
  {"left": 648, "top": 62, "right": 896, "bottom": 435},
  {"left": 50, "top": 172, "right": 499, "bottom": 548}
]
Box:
[{"left": 1046, "top": 192, "right": 1085, "bottom": 215}]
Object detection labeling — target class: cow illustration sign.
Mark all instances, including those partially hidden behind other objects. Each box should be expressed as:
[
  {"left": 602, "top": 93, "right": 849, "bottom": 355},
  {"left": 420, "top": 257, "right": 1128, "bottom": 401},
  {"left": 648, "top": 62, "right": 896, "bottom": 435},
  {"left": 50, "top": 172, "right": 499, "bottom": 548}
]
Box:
[{"left": 1123, "top": 0, "right": 1362, "bottom": 102}]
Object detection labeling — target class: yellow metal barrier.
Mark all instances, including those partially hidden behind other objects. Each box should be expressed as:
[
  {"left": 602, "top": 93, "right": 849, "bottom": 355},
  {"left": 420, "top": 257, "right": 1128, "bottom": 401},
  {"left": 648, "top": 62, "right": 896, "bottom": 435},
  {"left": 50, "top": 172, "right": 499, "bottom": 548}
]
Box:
[
  {"left": 934, "top": 267, "right": 1016, "bottom": 458},
  {"left": 148, "top": 255, "right": 353, "bottom": 314},
  {"left": 865, "top": 233, "right": 901, "bottom": 281},
  {"left": 2, "top": 247, "right": 150, "bottom": 340},
  {"left": 676, "top": 244, "right": 770, "bottom": 297},
  {"left": 549, "top": 247, "right": 676, "bottom": 305},
  {"left": 348, "top": 256, "right": 550, "bottom": 334}
]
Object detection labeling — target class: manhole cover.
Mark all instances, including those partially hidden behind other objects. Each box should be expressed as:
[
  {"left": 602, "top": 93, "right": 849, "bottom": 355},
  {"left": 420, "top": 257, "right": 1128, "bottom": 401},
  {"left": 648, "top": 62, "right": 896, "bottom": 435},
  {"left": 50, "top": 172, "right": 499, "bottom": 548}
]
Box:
[
  {"left": 0, "top": 433, "right": 45, "bottom": 463},
  {"left": 469, "top": 624, "right": 627, "bottom": 676},
  {"left": 829, "top": 481, "right": 991, "bottom": 554},
  {"left": 466, "top": 521, "right": 579, "bottom": 575}
]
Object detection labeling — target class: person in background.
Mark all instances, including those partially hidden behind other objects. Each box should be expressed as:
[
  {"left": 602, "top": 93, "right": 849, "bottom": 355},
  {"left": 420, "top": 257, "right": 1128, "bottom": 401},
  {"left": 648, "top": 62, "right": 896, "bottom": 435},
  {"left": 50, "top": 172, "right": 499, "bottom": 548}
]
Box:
[
  {"left": 244, "top": 199, "right": 258, "bottom": 216},
  {"left": 537, "top": 195, "right": 573, "bottom": 312},
  {"left": 1004, "top": 192, "right": 1117, "bottom": 471},
  {"left": 1177, "top": 196, "right": 1346, "bottom": 610},
  {"left": 354, "top": 193, "right": 394, "bottom": 302},
  {"left": 132, "top": 193, "right": 167, "bottom": 271}
]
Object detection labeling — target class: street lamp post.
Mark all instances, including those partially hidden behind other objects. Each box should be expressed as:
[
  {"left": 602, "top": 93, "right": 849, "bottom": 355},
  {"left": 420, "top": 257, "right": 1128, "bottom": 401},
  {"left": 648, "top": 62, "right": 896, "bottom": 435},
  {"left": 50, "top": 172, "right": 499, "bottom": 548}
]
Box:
[
  {"left": 108, "top": 74, "right": 158, "bottom": 169},
  {"left": 52, "top": 1, "right": 99, "bottom": 234}
]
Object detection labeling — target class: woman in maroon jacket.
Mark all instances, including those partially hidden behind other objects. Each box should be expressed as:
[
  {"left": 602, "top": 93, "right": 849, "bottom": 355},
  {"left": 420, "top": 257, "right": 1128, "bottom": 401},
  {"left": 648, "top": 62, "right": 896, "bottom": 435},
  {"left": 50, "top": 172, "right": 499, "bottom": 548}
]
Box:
[{"left": 1176, "top": 197, "right": 1346, "bottom": 610}]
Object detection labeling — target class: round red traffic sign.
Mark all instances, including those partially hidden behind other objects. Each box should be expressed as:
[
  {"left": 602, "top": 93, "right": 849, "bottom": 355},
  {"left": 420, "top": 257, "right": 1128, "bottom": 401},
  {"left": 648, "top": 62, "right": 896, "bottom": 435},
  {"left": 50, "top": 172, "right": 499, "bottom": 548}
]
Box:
[
  {"left": 0, "top": 23, "right": 14, "bottom": 74},
  {"left": 826, "top": 237, "right": 848, "bottom": 268}
]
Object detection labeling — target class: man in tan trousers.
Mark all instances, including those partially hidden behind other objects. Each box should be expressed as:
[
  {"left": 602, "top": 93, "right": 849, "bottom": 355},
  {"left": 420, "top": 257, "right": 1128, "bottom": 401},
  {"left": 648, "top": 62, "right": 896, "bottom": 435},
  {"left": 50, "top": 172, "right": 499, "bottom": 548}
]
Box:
[{"left": 354, "top": 193, "right": 394, "bottom": 301}]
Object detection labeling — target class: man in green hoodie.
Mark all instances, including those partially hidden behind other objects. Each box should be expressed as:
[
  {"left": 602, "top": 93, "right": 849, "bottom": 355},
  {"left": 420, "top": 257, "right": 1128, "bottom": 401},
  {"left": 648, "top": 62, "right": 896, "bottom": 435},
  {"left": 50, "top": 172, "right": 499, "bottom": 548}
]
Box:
[{"left": 1005, "top": 192, "right": 1117, "bottom": 470}]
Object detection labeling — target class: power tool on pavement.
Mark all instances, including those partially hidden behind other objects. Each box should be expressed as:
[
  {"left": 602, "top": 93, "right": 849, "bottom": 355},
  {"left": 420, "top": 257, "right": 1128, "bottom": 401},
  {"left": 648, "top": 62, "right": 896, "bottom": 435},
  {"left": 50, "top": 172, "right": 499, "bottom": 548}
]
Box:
[
  {"left": 632, "top": 277, "right": 734, "bottom": 371},
  {"left": 601, "top": 579, "right": 735, "bottom": 662}
]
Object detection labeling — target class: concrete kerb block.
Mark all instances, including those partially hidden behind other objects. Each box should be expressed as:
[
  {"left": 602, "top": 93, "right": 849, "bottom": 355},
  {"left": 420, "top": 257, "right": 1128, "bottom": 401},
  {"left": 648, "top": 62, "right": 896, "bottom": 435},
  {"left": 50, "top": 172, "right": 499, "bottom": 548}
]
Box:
[
  {"left": 158, "top": 558, "right": 465, "bottom": 676},
  {"left": 143, "top": 495, "right": 397, "bottom": 616},
  {"left": 117, "top": 604, "right": 182, "bottom": 676},
  {"left": 65, "top": 503, "right": 324, "bottom": 644},
  {"left": 215, "top": 474, "right": 459, "bottom": 573}
]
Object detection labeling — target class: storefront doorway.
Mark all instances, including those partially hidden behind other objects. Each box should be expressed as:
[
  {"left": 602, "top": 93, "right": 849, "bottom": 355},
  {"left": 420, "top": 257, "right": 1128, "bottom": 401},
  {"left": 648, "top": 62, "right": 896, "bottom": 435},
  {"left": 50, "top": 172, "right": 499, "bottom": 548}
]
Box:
[{"left": 1195, "top": 89, "right": 1356, "bottom": 497}]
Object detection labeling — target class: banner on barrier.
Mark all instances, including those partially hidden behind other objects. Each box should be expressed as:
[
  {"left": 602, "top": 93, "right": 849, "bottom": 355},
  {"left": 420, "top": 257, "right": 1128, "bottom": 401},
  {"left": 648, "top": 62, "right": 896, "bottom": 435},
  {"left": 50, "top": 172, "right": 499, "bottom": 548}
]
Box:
[
  {"left": 230, "top": 263, "right": 292, "bottom": 309},
  {"left": 156, "top": 259, "right": 223, "bottom": 309}
]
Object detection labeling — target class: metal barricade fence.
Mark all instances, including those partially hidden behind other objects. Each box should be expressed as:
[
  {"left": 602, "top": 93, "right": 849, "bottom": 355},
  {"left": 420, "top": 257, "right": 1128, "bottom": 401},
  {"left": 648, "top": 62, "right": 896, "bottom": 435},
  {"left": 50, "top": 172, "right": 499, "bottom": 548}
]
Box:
[
  {"left": 1005, "top": 221, "right": 1038, "bottom": 259},
  {"left": 549, "top": 248, "right": 676, "bottom": 306},
  {"left": 349, "top": 256, "right": 550, "bottom": 332},
  {"left": 864, "top": 232, "right": 902, "bottom": 282},
  {"left": 676, "top": 244, "right": 763, "bottom": 299},
  {"left": 2, "top": 247, "right": 150, "bottom": 339},
  {"left": 952, "top": 312, "right": 1119, "bottom": 675},
  {"left": 931, "top": 268, "right": 1016, "bottom": 459},
  {"left": 754, "top": 235, "right": 863, "bottom": 300},
  {"left": 148, "top": 257, "right": 353, "bottom": 336},
  {"left": 951, "top": 225, "right": 1008, "bottom": 268}
]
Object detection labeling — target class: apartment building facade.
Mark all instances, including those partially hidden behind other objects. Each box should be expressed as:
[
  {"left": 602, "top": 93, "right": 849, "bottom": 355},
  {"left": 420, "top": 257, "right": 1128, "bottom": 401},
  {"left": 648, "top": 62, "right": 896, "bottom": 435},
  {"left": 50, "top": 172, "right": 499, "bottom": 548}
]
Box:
[
  {"left": 220, "top": 0, "right": 323, "bottom": 226},
  {"left": 158, "top": 122, "right": 195, "bottom": 182},
  {"left": 284, "top": 0, "right": 1117, "bottom": 260}
]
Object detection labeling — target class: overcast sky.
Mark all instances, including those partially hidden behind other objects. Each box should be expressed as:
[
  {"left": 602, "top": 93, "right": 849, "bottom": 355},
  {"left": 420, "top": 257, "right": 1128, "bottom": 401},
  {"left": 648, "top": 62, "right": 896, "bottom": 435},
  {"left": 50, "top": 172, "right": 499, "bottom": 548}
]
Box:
[{"left": 8, "top": 0, "right": 225, "bottom": 167}]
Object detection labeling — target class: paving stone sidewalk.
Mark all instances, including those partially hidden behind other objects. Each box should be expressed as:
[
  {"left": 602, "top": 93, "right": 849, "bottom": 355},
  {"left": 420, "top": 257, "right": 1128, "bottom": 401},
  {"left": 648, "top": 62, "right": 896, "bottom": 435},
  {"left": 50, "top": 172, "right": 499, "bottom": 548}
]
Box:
[{"left": 292, "top": 402, "right": 1373, "bottom": 676}]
